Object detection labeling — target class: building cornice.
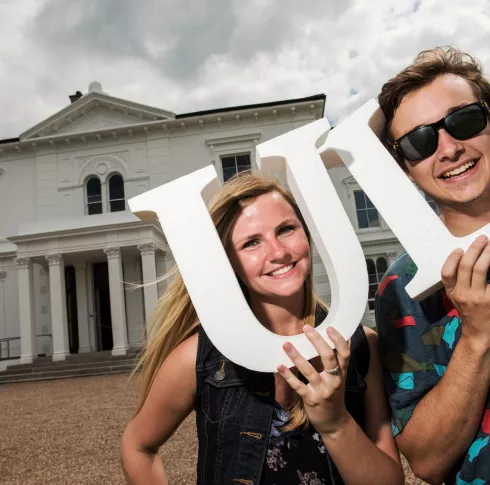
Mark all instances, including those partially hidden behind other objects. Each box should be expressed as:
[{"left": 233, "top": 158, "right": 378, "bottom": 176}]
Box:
[
  {"left": 177, "top": 93, "right": 326, "bottom": 119},
  {"left": 0, "top": 94, "right": 325, "bottom": 157},
  {"left": 358, "top": 232, "right": 400, "bottom": 247},
  {"left": 205, "top": 132, "right": 262, "bottom": 148},
  {"left": 0, "top": 251, "right": 17, "bottom": 260},
  {"left": 8, "top": 219, "right": 163, "bottom": 245}
]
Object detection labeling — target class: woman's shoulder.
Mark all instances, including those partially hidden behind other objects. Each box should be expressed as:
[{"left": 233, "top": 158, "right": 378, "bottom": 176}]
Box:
[
  {"left": 361, "top": 326, "right": 382, "bottom": 376},
  {"left": 164, "top": 332, "right": 199, "bottom": 372},
  {"left": 361, "top": 326, "right": 379, "bottom": 350},
  {"left": 176, "top": 332, "right": 199, "bottom": 361},
  {"left": 346, "top": 325, "right": 372, "bottom": 378}
]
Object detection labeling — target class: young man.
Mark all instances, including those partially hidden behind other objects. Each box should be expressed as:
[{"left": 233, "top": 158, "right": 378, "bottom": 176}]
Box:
[{"left": 376, "top": 46, "right": 490, "bottom": 485}]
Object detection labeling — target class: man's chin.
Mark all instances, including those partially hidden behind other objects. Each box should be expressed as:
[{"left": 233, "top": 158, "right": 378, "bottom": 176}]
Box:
[{"left": 438, "top": 190, "right": 490, "bottom": 210}]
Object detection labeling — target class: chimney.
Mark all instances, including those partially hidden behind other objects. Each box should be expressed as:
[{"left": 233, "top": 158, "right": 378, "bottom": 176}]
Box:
[{"left": 69, "top": 91, "right": 83, "bottom": 104}]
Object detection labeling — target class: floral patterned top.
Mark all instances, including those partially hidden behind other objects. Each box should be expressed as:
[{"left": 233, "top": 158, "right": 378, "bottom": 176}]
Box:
[{"left": 260, "top": 403, "right": 340, "bottom": 485}]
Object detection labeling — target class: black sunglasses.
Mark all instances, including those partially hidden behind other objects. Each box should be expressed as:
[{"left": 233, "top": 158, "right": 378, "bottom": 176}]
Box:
[{"left": 393, "top": 100, "right": 490, "bottom": 162}]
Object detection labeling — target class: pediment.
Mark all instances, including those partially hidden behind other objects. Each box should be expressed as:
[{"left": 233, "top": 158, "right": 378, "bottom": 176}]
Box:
[
  {"left": 53, "top": 107, "right": 153, "bottom": 135},
  {"left": 21, "top": 92, "right": 176, "bottom": 140}
]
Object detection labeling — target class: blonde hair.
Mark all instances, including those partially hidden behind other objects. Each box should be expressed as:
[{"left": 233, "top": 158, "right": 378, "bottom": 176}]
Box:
[{"left": 133, "top": 172, "right": 326, "bottom": 431}]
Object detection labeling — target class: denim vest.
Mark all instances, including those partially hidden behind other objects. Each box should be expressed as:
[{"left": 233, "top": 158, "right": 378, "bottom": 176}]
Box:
[{"left": 194, "top": 307, "right": 370, "bottom": 485}]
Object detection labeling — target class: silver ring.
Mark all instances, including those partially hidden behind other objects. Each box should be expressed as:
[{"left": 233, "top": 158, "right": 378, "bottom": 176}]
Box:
[{"left": 325, "top": 365, "right": 341, "bottom": 376}]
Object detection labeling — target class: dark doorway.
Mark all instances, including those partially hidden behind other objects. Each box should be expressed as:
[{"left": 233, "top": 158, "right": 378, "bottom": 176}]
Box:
[
  {"left": 65, "top": 266, "right": 79, "bottom": 354},
  {"left": 93, "top": 262, "right": 113, "bottom": 351}
]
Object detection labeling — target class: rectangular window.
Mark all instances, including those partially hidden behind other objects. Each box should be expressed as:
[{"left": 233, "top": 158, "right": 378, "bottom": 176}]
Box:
[
  {"left": 366, "top": 257, "right": 388, "bottom": 311},
  {"left": 354, "top": 190, "right": 379, "bottom": 229},
  {"left": 221, "top": 154, "right": 251, "bottom": 182}
]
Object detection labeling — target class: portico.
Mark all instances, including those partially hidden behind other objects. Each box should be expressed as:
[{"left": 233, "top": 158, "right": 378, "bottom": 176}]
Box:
[{"left": 9, "top": 212, "right": 169, "bottom": 363}]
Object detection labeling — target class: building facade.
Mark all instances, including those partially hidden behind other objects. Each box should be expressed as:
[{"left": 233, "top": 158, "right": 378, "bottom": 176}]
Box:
[{"left": 0, "top": 82, "right": 407, "bottom": 368}]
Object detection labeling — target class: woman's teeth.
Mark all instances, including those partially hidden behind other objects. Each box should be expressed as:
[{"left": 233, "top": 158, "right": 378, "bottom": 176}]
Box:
[{"left": 269, "top": 264, "right": 294, "bottom": 276}]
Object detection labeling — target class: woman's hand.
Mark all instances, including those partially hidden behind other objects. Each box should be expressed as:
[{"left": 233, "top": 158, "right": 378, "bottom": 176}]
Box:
[{"left": 277, "top": 325, "right": 351, "bottom": 436}]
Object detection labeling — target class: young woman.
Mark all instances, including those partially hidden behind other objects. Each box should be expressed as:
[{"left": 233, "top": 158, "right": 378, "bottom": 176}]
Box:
[{"left": 121, "top": 173, "right": 404, "bottom": 485}]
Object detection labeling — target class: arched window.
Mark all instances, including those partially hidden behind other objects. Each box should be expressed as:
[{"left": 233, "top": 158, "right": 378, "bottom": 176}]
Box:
[
  {"left": 108, "top": 174, "right": 125, "bottom": 212},
  {"left": 86, "top": 177, "right": 102, "bottom": 215},
  {"left": 366, "top": 256, "right": 388, "bottom": 311}
]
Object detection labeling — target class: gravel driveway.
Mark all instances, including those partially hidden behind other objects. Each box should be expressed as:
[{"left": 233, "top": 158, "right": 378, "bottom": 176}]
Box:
[{"left": 0, "top": 374, "right": 426, "bottom": 485}]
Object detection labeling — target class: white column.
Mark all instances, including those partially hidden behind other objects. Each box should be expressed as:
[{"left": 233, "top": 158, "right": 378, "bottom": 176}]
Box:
[
  {"left": 17, "top": 258, "right": 36, "bottom": 364},
  {"left": 104, "top": 247, "right": 129, "bottom": 356},
  {"left": 74, "top": 263, "right": 91, "bottom": 353},
  {"left": 156, "top": 251, "right": 166, "bottom": 298},
  {"left": 138, "top": 243, "right": 159, "bottom": 334},
  {"left": 0, "top": 271, "right": 7, "bottom": 358},
  {"left": 46, "top": 254, "right": 70, "bottom": 361}
]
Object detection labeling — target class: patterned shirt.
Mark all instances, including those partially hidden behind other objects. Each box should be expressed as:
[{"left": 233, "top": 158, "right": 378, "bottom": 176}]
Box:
[
  {"left": 376, "top": 252, "right": 490, "bottom": 485},
  {"left": 260, "top": 404, "right": 340, "bottom": 485}
]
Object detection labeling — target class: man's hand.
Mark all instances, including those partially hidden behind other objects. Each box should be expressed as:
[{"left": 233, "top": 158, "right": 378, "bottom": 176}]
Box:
[{"left": 442, "top": 235, "right": 490, "bottom": 353}]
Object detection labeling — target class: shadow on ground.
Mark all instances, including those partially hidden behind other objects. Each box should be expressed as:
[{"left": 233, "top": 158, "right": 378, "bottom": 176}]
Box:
[{"left": 0, "top": 374, "right": 425, "bottom": 485}]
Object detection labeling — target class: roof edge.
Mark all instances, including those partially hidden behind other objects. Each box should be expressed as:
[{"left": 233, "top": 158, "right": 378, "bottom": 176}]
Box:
[{"left": 176, "top": 93, "right": 326, "bottom": 119}]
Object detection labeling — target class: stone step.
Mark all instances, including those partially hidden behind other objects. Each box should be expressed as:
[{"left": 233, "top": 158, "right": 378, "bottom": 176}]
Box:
[
  {"left": 0, "top": 364, "right": 137, "bottom": 384},
  {"left": 6, "top": 351, "right": 140, "bottom": 371},
  {"left": 3, "top": 358, "right": 138, "bottom": 375}
]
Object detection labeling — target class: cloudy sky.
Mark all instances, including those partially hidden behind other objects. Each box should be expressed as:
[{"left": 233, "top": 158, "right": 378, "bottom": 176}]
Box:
[{"left": 1, "top": 0, "right": 489, "bottom": 138}]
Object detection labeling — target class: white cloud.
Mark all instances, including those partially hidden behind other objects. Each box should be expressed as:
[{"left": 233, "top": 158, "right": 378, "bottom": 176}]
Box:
[{"left": 1, "top": 0, "right": 490, "bottom": 137}]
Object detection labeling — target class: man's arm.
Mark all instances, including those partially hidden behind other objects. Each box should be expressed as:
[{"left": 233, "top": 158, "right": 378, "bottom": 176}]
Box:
[
  {"left": 396, "top": 335, "right": 490, "bottom": 484},
  {"left": 377, "top": 237, "right": 490, "bottom": 485}
]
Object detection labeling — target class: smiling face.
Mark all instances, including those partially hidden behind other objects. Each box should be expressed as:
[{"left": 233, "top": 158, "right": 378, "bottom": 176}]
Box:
[
  {"left": 391, "top": 74, "right": 490, "bottom": 209},
  {"left": 227, "top": 191, "right": 311, "bottom": 306}
]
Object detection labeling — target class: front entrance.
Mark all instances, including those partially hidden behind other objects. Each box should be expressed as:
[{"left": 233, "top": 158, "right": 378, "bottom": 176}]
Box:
[
  {"left": 65, "top": 266, "right": 79, "bottom": 354},
  {"left": 93, "top": 262, "right": 113, "bottom": 351}
]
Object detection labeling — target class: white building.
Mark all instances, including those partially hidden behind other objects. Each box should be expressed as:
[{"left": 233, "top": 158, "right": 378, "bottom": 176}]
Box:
[{"left": 0, "top": 82, "right": 405, "bottom": 367}]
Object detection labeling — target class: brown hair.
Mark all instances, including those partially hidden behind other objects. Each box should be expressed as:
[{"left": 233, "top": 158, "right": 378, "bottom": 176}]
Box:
[
  {"left": 133, "top": 172, "right": 326, "bottom": 431},
  {"left": 378, "top": 46, "right": 490, "bottom": 168}
]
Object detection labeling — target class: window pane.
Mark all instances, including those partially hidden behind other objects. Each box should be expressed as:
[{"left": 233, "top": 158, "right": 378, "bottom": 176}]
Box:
[
  {"left": 236, "top": 154, "right": 251, "bottom": 171},
  {"left": 86, "top": 177, "right": 101, "bottom": 196},
  {"left": 366, "top": 258, "right": 375, "bottom": 274},
  {"left": 87, "top": 193, "right": 102, "bottom": 204},
  {"left": 354, "top": 190, "right": 366, "bottom": 209},
  {"left": 368, "top": 274, "right": 378, "bottom": 285},
  {"left": 109, "top": 175, "right": 125, "bottom": 200},
  {"left": 428, "top": 199, "right": 439, "bottom": 214},
  {"left": 88, "top": 202, "right": 103, "bottom": 215},
  {"left": 424, "top": 194, "right": 440, "bottom": 214},
  {"left": 110, "top": 199, "right": 125, "bottom": 212},
  {"left": 222, "top": 156, "right": 236, "bottom": 169},
  {"left": 357, "top": 210, "right": 368, "bottom": 229},
  {"left": 368, "top": 300, "right": 375, "bottom": 311},
  {"left": 367, "top": 209, "right": 380, "bottom": 227},
  {"left": 223, "top": 167, "right": 237, "bottom": 182},
  {"left": 376, "top": 257, "right": 388, "bottom": 275},
  {"left": 368, "top": 284, "right": 377, "bottom": 299},
  {"left": 87, "top": 177, "right": 102, "bottom": 215},
  {"left": 237, "top": 165, "right": 250, "bottom": 175},
  {"left": 366, "top": 195, "right": 375, "bottom": 209}
]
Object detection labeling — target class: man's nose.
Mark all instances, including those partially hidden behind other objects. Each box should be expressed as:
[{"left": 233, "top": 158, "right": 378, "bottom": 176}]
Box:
[{"left": 437, "top": 128, "right": 465, "bottom": 161}]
